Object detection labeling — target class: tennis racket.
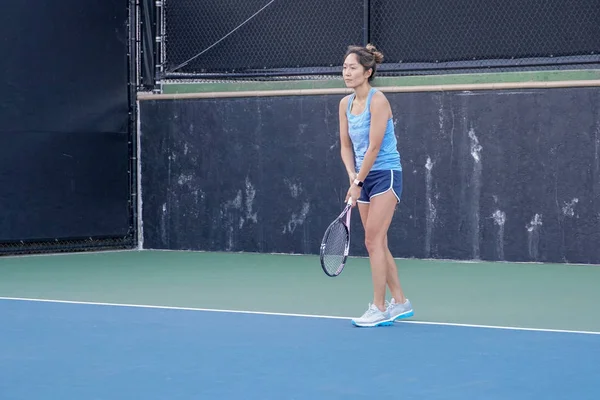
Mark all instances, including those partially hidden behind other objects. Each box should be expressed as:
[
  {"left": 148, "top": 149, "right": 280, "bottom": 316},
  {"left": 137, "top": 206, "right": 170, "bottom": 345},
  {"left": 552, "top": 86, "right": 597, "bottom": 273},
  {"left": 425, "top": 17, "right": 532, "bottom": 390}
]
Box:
[{"left": 320, "top": 197, "right": 353, "bottom": 277}]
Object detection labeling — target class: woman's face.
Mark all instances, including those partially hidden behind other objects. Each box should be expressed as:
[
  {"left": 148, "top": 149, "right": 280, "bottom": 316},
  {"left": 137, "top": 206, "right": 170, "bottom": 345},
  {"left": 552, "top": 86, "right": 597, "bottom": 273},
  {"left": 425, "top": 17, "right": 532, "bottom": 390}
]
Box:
[{"left": 342, "top": 53, "right": 371, "bottom": 88}]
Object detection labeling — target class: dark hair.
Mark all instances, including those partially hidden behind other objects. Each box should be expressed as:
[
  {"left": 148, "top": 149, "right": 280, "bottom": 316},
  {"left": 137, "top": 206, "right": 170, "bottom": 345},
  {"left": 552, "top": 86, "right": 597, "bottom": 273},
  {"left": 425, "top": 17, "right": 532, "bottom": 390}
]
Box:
[{"left": 344, "top": 43, "right": 384, "bottom": 81}]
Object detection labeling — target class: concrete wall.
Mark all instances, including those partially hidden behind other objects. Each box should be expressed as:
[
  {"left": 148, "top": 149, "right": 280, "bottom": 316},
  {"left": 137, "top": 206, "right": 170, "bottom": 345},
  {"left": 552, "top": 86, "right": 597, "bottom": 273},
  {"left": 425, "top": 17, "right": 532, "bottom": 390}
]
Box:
[{"left": 139, "top": 87, "right": 600, "bottom": 264}]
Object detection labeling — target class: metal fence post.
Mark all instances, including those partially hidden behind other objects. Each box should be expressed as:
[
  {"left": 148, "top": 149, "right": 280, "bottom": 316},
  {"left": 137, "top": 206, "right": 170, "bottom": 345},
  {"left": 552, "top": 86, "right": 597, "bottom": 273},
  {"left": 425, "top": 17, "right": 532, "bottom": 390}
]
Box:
[{"left": 363, "top": 0, "right": 371, "bottom": 46}]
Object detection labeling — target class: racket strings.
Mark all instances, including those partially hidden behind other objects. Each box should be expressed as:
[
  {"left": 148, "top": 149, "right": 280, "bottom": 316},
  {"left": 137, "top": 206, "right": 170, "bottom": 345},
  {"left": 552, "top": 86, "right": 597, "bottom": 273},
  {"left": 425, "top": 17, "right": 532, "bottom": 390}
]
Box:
[{"left": 321, "top": 221, "right": 348, "bottom": 275}]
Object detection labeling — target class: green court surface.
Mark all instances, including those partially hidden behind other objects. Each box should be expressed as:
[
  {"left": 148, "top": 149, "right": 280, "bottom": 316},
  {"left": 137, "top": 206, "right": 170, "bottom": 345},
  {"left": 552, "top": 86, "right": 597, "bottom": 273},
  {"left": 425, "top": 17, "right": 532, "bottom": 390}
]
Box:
[{"left": 1, "top": 250, "right": 598, "bottom": 333}]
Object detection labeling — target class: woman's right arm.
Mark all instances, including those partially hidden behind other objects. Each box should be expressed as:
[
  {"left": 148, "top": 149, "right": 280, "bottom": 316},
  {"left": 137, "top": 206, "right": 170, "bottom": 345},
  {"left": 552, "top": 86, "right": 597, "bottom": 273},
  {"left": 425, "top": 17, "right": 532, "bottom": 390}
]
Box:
[{"left": 339, "top": 96, "right": 356, "bottom": 184}]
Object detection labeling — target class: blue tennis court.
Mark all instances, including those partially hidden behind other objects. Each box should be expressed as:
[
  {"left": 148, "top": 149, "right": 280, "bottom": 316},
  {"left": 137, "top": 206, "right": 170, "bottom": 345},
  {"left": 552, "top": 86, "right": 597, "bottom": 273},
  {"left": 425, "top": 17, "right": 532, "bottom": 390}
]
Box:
[{"left": 2, "top": 296, "right": 599, "bottom": 400}]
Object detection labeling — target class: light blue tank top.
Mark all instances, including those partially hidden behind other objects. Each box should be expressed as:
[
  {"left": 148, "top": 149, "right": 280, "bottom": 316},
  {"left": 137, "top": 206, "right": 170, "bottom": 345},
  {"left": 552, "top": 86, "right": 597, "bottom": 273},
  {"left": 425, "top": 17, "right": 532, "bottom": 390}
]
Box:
[{"left": 346, "top": 88, "right": 402, "bottom": 172}]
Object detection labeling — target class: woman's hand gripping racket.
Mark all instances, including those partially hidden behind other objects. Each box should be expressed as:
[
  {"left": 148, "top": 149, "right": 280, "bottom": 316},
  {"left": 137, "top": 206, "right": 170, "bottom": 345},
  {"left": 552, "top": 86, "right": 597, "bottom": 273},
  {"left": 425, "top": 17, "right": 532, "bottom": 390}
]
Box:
[{"left": 320, "top": 197, "right": 354, "bottom": 277}]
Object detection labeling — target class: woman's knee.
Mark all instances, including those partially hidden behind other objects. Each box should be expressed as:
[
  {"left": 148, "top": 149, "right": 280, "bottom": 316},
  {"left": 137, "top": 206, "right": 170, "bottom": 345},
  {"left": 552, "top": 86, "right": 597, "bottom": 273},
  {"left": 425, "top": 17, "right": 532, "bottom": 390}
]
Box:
[{"left": 364, "top": 232, "right": 385, "bottom": 254}]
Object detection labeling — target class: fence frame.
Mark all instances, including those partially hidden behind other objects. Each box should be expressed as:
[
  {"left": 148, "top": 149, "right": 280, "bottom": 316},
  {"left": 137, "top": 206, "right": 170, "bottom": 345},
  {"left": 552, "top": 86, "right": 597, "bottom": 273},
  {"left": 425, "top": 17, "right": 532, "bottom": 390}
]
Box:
[{"left": 136, "top": 1, "right": 600, "bottom": 89}]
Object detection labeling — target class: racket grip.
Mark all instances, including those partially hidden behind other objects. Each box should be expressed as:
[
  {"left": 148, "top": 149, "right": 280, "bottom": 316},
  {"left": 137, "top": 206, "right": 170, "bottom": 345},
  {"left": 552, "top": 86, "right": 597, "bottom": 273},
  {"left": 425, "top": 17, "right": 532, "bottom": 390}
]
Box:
[{"left": 347, "top": 197, "right": 353, "bottom": 205}]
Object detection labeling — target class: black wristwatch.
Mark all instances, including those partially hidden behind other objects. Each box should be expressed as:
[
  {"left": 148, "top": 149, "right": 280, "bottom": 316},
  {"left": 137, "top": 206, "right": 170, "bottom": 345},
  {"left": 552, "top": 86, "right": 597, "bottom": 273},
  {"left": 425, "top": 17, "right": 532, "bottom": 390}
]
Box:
[{"left": 353, "top": 178, "right": 364, "bottom": 187}]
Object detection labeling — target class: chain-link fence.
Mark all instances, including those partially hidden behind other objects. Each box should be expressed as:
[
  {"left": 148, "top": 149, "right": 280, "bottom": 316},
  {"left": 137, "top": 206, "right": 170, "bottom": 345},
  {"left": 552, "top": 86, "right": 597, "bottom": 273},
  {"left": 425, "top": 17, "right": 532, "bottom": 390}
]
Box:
[
  {"left": 154, "top": 0, "right": 600, "bottom": 80},
  {"left": 161, "top": 0, "right": 365, "bottom": 79},
  {"left": 371, "top": 0, "right": 600, "bottom": 75},
  {"left": 0, "top": 235, "right": 136, "bottom": 257}
]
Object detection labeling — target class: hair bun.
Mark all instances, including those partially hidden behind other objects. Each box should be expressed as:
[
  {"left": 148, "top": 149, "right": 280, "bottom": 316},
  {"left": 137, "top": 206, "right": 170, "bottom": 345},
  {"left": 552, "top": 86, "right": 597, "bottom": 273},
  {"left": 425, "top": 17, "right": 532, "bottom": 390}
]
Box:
[{"left": 366, "top": 43, "right": 384, "bottom": 64}]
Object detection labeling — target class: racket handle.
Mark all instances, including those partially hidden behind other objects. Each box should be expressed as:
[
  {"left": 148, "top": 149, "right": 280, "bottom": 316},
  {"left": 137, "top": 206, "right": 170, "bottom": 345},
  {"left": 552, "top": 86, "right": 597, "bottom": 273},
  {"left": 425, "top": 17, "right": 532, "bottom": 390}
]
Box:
[{"left": 347, "top": 197, "right": 353, "bottom": 205}]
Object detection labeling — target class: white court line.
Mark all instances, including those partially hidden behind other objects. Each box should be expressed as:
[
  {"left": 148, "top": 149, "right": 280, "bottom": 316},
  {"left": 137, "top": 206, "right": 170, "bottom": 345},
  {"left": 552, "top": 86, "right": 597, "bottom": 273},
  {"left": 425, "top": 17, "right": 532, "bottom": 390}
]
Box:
[{"left": 1, "top": 296, "right": 599, "bottom": 336}]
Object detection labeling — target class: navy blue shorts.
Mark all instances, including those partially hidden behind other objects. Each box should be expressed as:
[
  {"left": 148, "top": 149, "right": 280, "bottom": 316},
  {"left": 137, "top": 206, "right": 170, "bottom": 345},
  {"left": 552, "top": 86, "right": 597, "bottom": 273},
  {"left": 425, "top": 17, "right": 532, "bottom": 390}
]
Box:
[{"left": 357, "top": 169, "right": 402, "bottom": 204}]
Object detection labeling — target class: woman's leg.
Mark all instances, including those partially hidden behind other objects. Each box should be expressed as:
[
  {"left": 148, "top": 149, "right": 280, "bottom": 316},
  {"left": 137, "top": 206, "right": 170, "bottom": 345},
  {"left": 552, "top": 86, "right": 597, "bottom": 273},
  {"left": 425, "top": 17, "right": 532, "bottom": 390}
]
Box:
[
  {"left": 352, "top": 170, "right": 410, "bottom": 327},
  {"left": 384, "top": 234, "right": 407, "bottom": 304},
  {"left": 361, "top": 190, "right": 399, "bottom": 311},
  {"left": 359, "top": 205, "right": 407, "bottom": 305},
  {"left": 352, "top": 199, "right": 393, "bottom": 327}
]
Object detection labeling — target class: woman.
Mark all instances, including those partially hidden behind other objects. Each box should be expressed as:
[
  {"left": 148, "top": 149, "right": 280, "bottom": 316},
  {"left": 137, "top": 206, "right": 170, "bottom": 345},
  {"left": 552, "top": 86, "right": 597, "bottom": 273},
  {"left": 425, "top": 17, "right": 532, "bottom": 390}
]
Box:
[{"left": 339, "top": 44, "right": 413, "bottom": 327}]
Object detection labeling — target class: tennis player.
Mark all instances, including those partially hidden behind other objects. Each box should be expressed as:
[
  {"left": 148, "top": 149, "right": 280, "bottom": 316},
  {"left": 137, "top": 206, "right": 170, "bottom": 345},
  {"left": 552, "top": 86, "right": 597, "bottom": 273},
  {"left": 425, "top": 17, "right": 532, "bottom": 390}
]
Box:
[{"left": 339, "top": 44, "right": 414, "bottom": 327}]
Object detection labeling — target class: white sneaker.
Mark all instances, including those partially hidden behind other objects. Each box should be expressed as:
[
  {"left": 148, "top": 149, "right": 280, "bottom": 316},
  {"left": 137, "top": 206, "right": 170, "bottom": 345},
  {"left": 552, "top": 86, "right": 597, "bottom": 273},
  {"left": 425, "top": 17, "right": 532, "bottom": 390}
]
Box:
[
  {"left": 386, "top": 298, "right": 414, "bottom": 321},
  {"left": 351, "top": 303, "right": 393, "bottom": 327}
]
